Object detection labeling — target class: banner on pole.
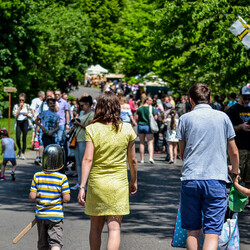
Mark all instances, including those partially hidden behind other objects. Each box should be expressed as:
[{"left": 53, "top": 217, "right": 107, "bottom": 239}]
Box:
[{"left": 230, "top": 16, "right": 250, "bottom": 50}]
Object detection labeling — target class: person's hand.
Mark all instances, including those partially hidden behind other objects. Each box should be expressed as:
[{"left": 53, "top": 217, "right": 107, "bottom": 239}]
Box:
[
  {"left": 73, "top": 120, "right": 81, "bottom": 126},
  {"left": 66, "top": 124, "right": 70, "bottom": 130},
  {"left": 23, "top": 113, "right": 28, "bottom": 116},
  {"left": 233, "top": 174, "right": 241, "bottom": 185},
  {"left": 19, "top": 102, "right": 24, "bottom": 108},
  {"left": 129, "top": 181, "right": 137, "bottom": 195},
  {"left": 42, "top": 127, "right": 46, "bottom": 133},
  {"left": 47, "top": 131, "right": 53, "bottom": 136},
  {"left": 78, "top": 188, "right": 86, "bottom": 206},
  {"left": 239, "top": 122, "right": 250, "bottom": 132}
]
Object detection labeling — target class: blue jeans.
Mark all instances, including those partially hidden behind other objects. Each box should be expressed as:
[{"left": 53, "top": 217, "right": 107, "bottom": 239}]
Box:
[
  {"left": 75, "top": 141, "right": 86, "bottom": 183},
  {"left": 57, "top": 125, "right": 65, "bottom": 146}
]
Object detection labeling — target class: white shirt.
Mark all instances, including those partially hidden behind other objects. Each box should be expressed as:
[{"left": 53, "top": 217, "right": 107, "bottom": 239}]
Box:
[{"left": 31, "top": 97, "right": 43, "bottom": 117}]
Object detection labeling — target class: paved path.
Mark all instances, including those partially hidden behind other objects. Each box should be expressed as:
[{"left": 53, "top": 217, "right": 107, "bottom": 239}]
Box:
[
  {"left": 0, "top": 141, "right": 249, "bottom": 249},
  {"left": 69, "top": 85, "right": 101, "bottom": 100}
]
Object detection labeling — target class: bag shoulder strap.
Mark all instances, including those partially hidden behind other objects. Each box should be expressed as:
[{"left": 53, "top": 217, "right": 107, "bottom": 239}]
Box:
[
  {"left": 149, "top": 105, "right": 153, "bottom": 116},
  {"left": 75, "top": 112, "right": 92, "bottom": 137}
]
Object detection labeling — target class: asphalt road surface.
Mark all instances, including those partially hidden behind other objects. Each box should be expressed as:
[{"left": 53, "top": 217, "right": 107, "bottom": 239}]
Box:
[
  {"left": 0, "top": 86, "right": 249, "bottom": 249},
  {"left": 0, "top": 143, "right": 249, "bottom": 249}
]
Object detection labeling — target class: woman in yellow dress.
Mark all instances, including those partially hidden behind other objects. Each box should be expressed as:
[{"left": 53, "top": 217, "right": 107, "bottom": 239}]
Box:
[{"left": 78, "top": 91, "right": 138, "bottom": 250}]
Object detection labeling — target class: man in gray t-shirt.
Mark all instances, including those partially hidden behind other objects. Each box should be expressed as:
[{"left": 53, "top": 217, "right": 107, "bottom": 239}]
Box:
[{"left": 176, "top": 83, "right": 239, "bottom": 250}]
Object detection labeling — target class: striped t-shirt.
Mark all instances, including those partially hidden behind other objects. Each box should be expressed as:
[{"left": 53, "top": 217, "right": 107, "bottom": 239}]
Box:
[{"left": 30, "top": 171, "right": 70, "bottom": 219}]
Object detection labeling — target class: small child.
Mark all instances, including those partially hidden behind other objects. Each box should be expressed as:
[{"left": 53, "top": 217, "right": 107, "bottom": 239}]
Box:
[
  {"left": 0, "top": 129, "right": 17, "bottom": 181},
  {"left": 234, "top": 174, "right": 250, "bottom": 197},
  {"left": 29, "top": 144, "right": 70, "bottom": 250},
  {"left": 164, "top": 110, "right": 179, "bottom": 164}
]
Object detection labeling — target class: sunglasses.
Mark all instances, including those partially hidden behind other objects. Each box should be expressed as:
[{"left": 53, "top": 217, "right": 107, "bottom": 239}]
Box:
[
  {"left": 80, "top": 104, "right": 88, "bottom": 108},
  {"left": 19, "top": 99, "right": 25, "bottom": 102}
]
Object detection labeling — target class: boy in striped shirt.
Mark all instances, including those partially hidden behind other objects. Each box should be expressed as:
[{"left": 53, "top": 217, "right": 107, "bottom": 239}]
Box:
[{"left": 29, "top": 144, "right": 70, "bottom": 250}]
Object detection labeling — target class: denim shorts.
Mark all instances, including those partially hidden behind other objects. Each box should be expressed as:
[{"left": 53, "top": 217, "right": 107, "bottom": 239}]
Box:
[
  {"left": 138, "top": 124, "right": 152, "bottom": 134},
  {"left": 181, "top": 180, "right": 227, "bottom": 234},
  {"left": 3, "top": 157, "right": 16, "bottom": 165}
]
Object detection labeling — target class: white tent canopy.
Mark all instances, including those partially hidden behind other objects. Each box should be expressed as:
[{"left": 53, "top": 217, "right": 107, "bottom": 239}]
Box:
[
  {"left": 86, "top": 64, "right": 109, "bottom": 75},
  {"left": 142, "top": 72, "right": 167, "bottom": 86}
]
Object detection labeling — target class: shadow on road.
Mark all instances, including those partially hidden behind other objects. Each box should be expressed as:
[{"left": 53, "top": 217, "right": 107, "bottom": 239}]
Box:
[{"left": 0, "top": 152, "right": 249, "bottom": 247}]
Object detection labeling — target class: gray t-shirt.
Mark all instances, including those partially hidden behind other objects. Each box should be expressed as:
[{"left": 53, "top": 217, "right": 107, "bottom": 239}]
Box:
[{"left": 176, "top": 104, "right": 235, "bottom": 182}]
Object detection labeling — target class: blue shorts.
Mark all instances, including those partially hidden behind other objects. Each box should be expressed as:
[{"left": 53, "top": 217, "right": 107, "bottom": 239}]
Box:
[
  {"left": 3, "top": 157, "right": 16, "bottom": 165},
  {"left": 181, "top": 180, "right": 227, "bottom": 235},
  {"left": 138, "top": 124, "right": 152, "bottom": 134}
]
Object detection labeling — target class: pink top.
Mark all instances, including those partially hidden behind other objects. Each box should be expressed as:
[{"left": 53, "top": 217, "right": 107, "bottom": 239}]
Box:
[{"left": 128, "top": 99, "right": 136, "bottom": 113}]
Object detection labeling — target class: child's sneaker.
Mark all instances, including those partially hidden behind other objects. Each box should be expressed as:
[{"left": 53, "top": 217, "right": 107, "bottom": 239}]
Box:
[
  {"left": 0, "top": 173, "right": 6, "bottom": 180},
  {"left": 35, "top": 157, "right": 42, "bottom": 166},
  {"left": 0, "top": 177, "right": 5, "bottom": 181},
  {"left": 11, "top": 172, "right": 15, "bottom": 181}
]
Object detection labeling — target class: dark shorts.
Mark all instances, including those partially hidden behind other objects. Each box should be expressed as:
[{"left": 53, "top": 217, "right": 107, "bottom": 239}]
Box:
[
  {"left": 42, "top": 134, "right": 56, "bottom": 149},
  {"left": 181, "top": 180, "right": 227, "bottom": 234},
  {"left": 3, "top": 157, "right": 16, "bottom": 165},
  {"left": 138, "top": 124, "right": 152, "bottom": 134},
  {"left": 36, "top": 218, "right": 63, "bottom": 250}
]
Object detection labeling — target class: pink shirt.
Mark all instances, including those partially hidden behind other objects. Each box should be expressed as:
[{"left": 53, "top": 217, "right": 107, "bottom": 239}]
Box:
[{"left": 129, "top": 99, "right": 136, "bottom": 113}]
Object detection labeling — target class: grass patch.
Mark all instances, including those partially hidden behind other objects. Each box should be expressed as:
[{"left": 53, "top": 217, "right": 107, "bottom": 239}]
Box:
[{"left": 0, "top": 118, "right": 33, "bottom": 164}]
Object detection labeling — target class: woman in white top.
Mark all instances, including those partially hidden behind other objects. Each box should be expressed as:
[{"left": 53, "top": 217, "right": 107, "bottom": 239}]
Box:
[
  {"left": 164, "top": 109, "right": 179, "bottom": 164},
  {"left": 12, "top": 93, "right": 32, "bottom": 159}
]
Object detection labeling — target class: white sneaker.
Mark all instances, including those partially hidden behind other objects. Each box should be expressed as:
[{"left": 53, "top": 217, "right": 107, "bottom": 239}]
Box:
[
  {"left": 70, "top": 183, "right": 80, "bottom": 190},
  {"left": 140, "top": 160, "right": 144, "bottom": 164},
  {"left": 20, "top": 154, "right": 25, "bottom": 160},
  {"left": 169, "top": 159, "right": 174, "bottom": 164},
  {"left": 149, "top": 159, "right": 155, "bottom": 164}
]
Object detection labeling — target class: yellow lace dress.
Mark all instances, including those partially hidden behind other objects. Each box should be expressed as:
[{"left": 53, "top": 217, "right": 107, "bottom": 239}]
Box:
[{"left": 84, "top": 122, "right": 137, "bottom": 216}]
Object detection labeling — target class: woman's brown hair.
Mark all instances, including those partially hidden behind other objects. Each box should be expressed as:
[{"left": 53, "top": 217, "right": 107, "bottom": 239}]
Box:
[
  {"left": 92, "top": 91, "right": 122, "bottom": 132},
  {"left": 0, "top": 129, "right": 9, "bottom": 137},
  {"left": 170, "top": 110, "right": 177, "bottom": 130}
]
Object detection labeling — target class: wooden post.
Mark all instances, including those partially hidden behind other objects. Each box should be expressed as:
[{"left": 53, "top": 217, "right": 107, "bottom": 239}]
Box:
[
  {"left": 3, "top": 87, "right": 17, "bottom": 132},
  {"left": 8, "top": 92, "right": 11, "bottom": 133}
]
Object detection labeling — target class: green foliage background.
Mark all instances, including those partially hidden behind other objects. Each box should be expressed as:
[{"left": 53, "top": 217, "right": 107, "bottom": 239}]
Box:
[{"left": 1, "top": 0, "right": 250, "bottom": 112}]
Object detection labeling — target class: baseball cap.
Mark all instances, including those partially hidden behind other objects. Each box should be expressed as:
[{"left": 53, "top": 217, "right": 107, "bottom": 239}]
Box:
[
  {"left": 241, "top": 83, "right": 250, "bottom": 97},
  {"left": 229, "top": 184, "right": 248, "bottom": 212}
]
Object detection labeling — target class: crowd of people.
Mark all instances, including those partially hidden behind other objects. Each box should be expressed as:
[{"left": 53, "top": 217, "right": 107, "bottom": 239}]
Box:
[{"left": 0, "top": 81, "right": 249, "bottom": 250}]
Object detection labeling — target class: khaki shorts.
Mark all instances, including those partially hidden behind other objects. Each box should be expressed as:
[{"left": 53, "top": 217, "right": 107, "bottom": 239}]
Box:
[
  {"left": 239, "top": 149, "right": 250, "bottom": 184},
  {"left": 36, "top": 218, "right": 63, "bottom": 250}
]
